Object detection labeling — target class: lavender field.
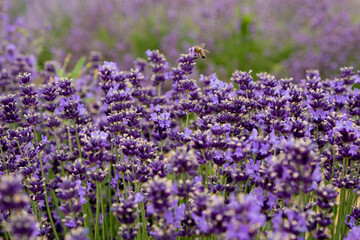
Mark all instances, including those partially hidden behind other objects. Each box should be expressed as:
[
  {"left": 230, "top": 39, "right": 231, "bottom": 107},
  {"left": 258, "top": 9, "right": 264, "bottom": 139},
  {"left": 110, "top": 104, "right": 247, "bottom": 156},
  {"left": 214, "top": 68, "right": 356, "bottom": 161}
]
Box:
[{"left": 1, "top": 1, "right": 360, "bottom": 240}]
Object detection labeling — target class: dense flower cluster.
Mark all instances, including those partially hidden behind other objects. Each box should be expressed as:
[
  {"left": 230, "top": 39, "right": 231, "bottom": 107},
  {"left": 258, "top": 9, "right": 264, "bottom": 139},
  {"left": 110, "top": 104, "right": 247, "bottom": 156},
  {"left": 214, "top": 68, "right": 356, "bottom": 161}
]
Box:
[{"left": 2, "top": 34, "right": 360, "bottom": 240}]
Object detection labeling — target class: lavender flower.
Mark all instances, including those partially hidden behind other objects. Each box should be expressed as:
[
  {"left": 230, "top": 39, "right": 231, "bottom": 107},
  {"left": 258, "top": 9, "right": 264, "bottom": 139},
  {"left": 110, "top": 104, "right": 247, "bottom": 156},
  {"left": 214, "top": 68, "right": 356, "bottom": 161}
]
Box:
[
  {"left": 112, "top": 197, "right": 138, "bottom": 224},
  {"left": 8, "top": 211, "right": 39, "bottom": 240},
  {"left": 65, "top": 227, "right": 89, "bottom": 240},
  {"left": 58, "top": 95, "right": 86, "bottom": 120},
  {"left": 0, "top": 175, "right": 28, "bottom": 211},
  {"left": 0, "top": 94, "right": 22, "bottom": 123},
  {"left": 178, "top": 54, "right": 195, "bottom": 75},
  {"left": 1, "top": 23, "right": 360, "bottom": 239},
  {"left": 146, "top": 177, "right": 173, "bottom": 215},
  {"left": 345, "top": 226, "right": 360, "bottom": 240}
]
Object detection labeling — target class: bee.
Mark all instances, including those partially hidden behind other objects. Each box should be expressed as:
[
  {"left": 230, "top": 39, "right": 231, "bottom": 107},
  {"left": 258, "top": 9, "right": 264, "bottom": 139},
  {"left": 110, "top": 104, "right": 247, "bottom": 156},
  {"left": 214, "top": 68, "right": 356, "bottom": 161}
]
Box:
[{"left": 192, "top": 43, "right": 210, "bottom": 60}]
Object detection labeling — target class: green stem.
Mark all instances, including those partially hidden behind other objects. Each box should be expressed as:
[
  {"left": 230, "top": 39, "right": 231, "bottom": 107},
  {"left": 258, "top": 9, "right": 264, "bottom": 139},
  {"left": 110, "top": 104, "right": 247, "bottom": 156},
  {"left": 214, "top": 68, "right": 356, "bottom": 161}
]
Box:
[
  {"left": 185, "top": 91, "right": 190, "bottom": 128},
  {"left": 39, "top": 153, "right": 60, "bottom": 240},
  {"left": 25, "top": 186, "right": 39, "bottom": 223},
  {"left": 160, "top": 140, "right": 163, "bottom": 155},
  {"left": 32, "top": 126, "right": 39, "bottom": 145},
  {"left": 50, "top": 189, "right": 68, "bottom": 235},
  {"left": 67, "top": 126, "right": 73, "bottom": 153},
  {"left": 222, "top": 171, "right": 227, "bottom": 197},
  {"left": 122, "top": 172, "right": 128, "bottom": 199},
  {"left": 109, "top": 162, "right": 114, "bottom": 240},
  {"left": 157, "top": 83, "right": 161, "bottom": 97},
  {"left": 53, "top": 128, "right": 65, "bottom": 176},
  {"left": 331, "top": 145, "right": 336, "bottom": 179},
  {"left": 95, "top": 182, "right": 101, "bottom": 240},
  {"left": 121, "top": 147, "right": 131, "bottom": 199},
  {"left": 23, "top": 179, "right": 39, "bottom": 222},
  {"left": 16, "top": 140, "right": 23, "bottom": 155},
  {"left": 343, "top": 158, "right": 348, "bottom": 178},
  {"left": 2, "top": 221, "right": 12, "bottom": 240},
  {"left": 298, "top": 184, "right": 303, "bottom": 209},
  {"left": 0, "top": 144, "right": 7, "bottom": 174},
  {"left": 73, "top": 121, "right": 82, "bottom": 160},
  {"left": 100, "top": 184, "right": 106, "bottom": 240},
  {"left": 115, "top": 139, "right": 126, "bottom": 200},
  {"left": 336, "top": 188, "right": 347, "bottom": 238},
  {"left": 139, "top": 116, "right": 144, "bottom": 138},
  {"left": 186, "top": 113, "right": 189, "bottom": 128},
  {"left": 244, "top": 178, "right": 250, "bottom": 194},
  {"left": 83, "top": 202, "right": 93, "bottom": 240},
  {"left": 140, "top": 197, "right": 148, "bottom": 239},
  {"left": 204, "top": 164, "right": 208, "bottom": 188},
  {"left": 130, "top": 156, "right": 138, "bottom": 193},
  {"left": 60, "top": 162, "right": 65, "bottom": 176}
]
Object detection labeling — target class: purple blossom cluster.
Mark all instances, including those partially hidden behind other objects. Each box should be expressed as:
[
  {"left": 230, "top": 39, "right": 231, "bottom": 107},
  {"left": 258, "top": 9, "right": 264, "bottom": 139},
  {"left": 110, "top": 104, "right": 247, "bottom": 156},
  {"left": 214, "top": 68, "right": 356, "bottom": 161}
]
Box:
[{"left": 2, "top": 30, "right": 360, "bottom": 240}]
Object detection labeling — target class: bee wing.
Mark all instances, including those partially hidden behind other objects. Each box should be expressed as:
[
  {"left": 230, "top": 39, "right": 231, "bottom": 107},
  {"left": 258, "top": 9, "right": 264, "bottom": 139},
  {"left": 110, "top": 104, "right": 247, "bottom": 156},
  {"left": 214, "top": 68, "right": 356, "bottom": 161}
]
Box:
[
  {"left": 204, "top": 49, "right": 210, "bottom": 53},
  {"left": 198, "top": 43, "right": 206, "bottom": 48}
]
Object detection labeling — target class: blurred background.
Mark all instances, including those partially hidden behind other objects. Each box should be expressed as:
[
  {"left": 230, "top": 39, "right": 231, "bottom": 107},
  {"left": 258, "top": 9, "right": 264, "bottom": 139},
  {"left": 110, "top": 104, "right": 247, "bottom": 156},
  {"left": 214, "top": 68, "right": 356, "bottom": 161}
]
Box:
[{"left": 3, "top": 0, "right": 360, "bottom": 80}]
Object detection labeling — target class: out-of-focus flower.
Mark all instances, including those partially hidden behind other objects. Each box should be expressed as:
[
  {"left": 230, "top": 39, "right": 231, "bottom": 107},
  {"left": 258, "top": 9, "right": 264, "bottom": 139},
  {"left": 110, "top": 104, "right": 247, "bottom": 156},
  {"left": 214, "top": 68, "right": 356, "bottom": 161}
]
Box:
[
  {"left": 8, "top": 211, "right": 39, "bottom": 240},
  {"left": 0, "top": 174, "right": 28, "bottom": 211}
]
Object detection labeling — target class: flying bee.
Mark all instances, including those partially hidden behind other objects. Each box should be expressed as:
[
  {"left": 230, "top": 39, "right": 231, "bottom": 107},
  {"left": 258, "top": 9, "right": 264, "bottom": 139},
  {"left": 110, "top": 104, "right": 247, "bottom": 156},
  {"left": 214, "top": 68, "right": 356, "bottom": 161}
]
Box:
[{"left": 192, "top": 43, "right": 210, "bottom": 60}]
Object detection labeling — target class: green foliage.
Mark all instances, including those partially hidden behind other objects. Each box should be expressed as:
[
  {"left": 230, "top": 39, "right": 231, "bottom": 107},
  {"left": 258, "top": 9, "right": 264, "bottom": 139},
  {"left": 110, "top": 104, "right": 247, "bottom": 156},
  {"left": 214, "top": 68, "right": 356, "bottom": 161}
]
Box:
[
  {"left": 52, "top": 17, "right": 73, "bottom": 39},
  {"left": 55, "top": 66, "right": 66, "bottom": 78},
  {"left": 35, "top": 17, "right": 73, "bottom": 69},
  {"left": 30, "top": 6, "right": 296, "bottom": 79},
  {"left": 130, "top": 28, "right": 162, "bottom": 58},
  {"left": 37, "top": 46, "right": 54, "bottom": 70},
  {"left": 130, "top": 25, "right": 166, "bottom": 58},
  {"left": 352, "top": 83, "right": 360, "bottom": 90},
  {"left": 70, "top": 56, "right": 86, "bottom": 79},
  {"left": 95, "top": 27, "right": 117, "bottom": 48},
  {"left": 55, "top": 56, "right": 86, "bottom": 79},
  {"left": 210, "top": 16, "right": 295, "bottom": 78}
]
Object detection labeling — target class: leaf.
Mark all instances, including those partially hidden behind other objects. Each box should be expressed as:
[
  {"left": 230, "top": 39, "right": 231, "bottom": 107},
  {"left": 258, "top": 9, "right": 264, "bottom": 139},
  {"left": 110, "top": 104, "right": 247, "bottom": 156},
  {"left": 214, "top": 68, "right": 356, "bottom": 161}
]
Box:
[
  {"left": 70, "top": 56, "right": 86, "bottom": 79},
  {"left": 241, "top": 15, "right": 252, "bottom": 37},
  {"left": 16, "top": 27, "right": 29, "bottom": 37},
  {"left": 55, "top": 66, "right": 66, "bottom": 78},
  {"left": 352, "top": 83, "right": 360, "bottom": 90}
]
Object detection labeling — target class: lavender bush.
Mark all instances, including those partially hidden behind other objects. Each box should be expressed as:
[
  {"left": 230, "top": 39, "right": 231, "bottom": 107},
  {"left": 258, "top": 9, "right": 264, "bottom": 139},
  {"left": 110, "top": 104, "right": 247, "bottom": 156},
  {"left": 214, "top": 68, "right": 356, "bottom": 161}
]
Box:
[
  {"left": 1, "top": 25, "right": 360, "bottom": 240},
  {"left": 7, "top": 0, "right": 360, "bottom": 79},
  {"left": 254, "top": 0, "right": 360, "bottom": 80}
]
